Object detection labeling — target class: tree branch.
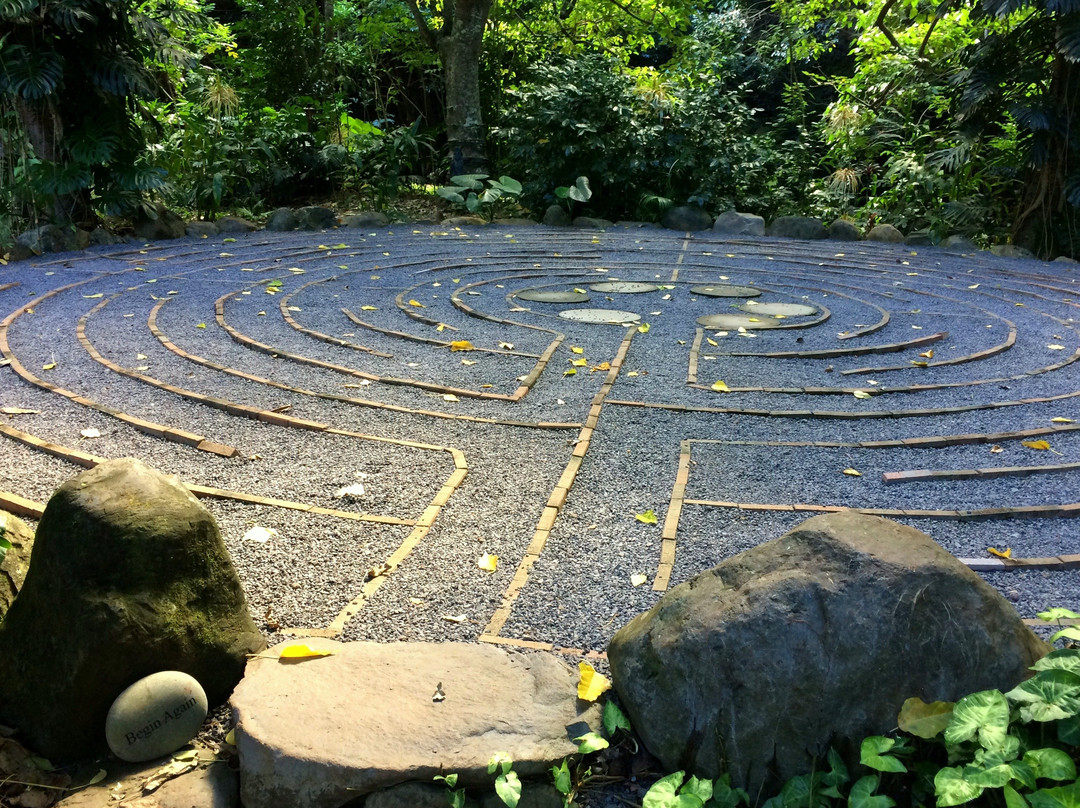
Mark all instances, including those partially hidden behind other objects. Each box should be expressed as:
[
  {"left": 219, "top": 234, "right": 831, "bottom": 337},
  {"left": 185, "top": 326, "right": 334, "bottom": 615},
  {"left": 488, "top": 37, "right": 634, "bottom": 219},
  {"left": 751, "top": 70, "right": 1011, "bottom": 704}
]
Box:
[
  {"left": 875, "top": 0, "right": 902, "bottom": 51},
  {"left": 403, "top": 0, "right": 439, "bottom": 51}
]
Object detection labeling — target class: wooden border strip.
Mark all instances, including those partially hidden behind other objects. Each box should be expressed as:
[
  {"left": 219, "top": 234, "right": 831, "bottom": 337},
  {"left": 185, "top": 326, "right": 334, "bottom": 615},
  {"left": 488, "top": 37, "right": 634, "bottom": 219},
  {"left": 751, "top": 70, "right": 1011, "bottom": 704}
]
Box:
[
  {"left": 654, "top": 440, "right": 690, "bottom": 591},
  {"left": 883, "top": 463, "right": 1080, "bottom": 483},
  {"left": 0, "top": 490, "right": 44, "bottom": 519},
  {"left": 481, "top": 327, "right": 638, "bottom": 640},
  {"left": 0, "top": 275, "right": 238, "bottom": 458}
]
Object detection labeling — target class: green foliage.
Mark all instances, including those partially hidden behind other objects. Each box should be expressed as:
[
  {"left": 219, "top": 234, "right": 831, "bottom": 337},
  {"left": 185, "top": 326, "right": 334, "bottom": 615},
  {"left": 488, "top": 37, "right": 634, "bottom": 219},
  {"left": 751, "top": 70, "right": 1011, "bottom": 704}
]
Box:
[
  {"left": 0, "top": 534, "right": 10, "bottom": 564},
  {"left": 437, "top": 174, "right": 522, "bottom": 221},
  {"left": 643, "top": 771, "right": 749, "bottom": 808}
]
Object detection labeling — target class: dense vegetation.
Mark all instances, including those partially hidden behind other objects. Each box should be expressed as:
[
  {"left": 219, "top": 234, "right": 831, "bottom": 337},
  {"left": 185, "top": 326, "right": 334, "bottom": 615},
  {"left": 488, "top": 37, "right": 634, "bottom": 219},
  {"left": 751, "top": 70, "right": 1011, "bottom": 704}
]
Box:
[{"left": 1, "top": 0, "right": 1077, "bottom": 257}]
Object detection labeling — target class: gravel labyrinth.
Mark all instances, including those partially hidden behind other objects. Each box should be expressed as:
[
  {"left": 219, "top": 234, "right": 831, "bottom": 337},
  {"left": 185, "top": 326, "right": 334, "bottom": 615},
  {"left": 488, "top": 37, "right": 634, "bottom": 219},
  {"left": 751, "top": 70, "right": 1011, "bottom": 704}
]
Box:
[{"left": 1, "top": 224, "right": 1079, "bottom": 654}]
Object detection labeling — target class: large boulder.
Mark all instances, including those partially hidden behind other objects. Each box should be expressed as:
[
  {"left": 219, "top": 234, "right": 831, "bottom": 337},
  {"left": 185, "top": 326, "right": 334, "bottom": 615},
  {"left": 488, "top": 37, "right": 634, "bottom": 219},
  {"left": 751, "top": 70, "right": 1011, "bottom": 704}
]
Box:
[
  {"left": 0, "top": 510, "right": 34, "bottom": 620},
  {"left": 942, "top": 234, "right": 977, "bottom": 252},
  {"left": 713, "top": 210, "right": 765, "bottom": 236},
  {"left": 265, "top": 207, "right": 299, "bottom": 231},
  {"left": 661, "top": 205, "right": 713, "bottom": 232},
  {"left": 608, "top": 512, "right": 1046, "bottom": 797},
  {"left": 16, "top": 224, "right": 79, "bottom": 254},
  {"left": 133, "top": 203, "right": 186, "bottom": 241},
  {"left": 186, "top": 221, "right": 220, "bottom": 238},
  {"left": 992, "top": 244, "right": 1036, "bottom": 259},
  {"left": 295, "top": 205, "right": 338, "bottom": 230},
  {"left": 232, "top": 639, "right": 600, "bottom": 808},
  {"left": 342, "top": 211, "right": 390, "bottom": 228},
  {"left": 216, "top": 215, "right": 258, "bottom": 233},
  {"left": 542, "top": 205, "right": 571, "bottom": 227},
  {"left": 0, "top": 458, "right": 265, "bottom": 761},
  {"left": 867, "top": 223, "right": 905, "bottom": 243},
  {"left": 828, "top": 219, "right": 862, "bottom": 241},
  {"left": 572, "top": 216, "right": 613, "bottom": 229},
  {"left": 767, "top": 216, "right": 828, "bottom": 240}
]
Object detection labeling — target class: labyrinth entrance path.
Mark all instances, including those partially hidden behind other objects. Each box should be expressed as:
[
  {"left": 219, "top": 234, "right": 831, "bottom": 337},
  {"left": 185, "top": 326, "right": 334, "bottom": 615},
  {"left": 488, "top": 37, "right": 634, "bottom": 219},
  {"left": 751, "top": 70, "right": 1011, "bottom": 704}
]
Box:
[{"left": 1, "top": 225, "right": 1078, "bottom": 653}]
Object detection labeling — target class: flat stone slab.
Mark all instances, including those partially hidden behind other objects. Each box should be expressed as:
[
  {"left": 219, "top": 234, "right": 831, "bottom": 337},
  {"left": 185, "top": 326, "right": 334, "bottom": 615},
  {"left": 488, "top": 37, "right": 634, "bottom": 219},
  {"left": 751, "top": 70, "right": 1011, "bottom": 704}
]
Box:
[
  {"left": 696, "top": 313, "right": 784, "bottom": 330},
  {"left": 231, "top": 640, "right": 600, "bottom": 808},
  {"left": 588, "top": 282, "right": 659, "bottom": 294},
  {"left": 690, "top": 284, "right": 761, "bottom": 298},
  {"left": 558, "top": 308, "right": 641, "bottom": 324},
  {"left": 738, "top": 302, "right": 818, "bottom": 317},
  {"left": 515, "top": 289, "right": 590, "bottom": 304}
]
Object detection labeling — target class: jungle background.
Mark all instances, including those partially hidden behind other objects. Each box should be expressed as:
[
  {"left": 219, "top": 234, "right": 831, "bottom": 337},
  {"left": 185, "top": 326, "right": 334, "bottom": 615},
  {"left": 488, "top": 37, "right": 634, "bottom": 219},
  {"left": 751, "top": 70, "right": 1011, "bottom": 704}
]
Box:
[{"left": 0, "top": 0, "right": 1077, "bottom": 258}]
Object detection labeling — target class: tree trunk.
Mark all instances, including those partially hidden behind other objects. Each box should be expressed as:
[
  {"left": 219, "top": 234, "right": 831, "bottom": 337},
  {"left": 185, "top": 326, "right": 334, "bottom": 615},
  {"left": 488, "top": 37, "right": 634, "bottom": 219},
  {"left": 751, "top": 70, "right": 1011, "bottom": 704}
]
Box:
[
  {"left": 1012, "top": 53, "right": 1079, "bottom": 258},
  {"left": 439, "top": 0, "right": 492, "bottom": 175},
  {"left": 12, "top": 96, "right": 91, "bottom": 225}
]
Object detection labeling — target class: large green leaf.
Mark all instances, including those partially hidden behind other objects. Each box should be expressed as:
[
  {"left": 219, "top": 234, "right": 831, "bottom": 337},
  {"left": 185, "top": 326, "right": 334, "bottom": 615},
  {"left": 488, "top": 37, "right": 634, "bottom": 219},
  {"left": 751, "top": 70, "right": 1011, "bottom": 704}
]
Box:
[
  {"left": 491, "top": 176, "right": 522, "bottom": 194},
  {"left": 1006, "top": 785, "right": 1032, "bottom": 808},
  {"left": 682, "top": 775, "right": 713, "bottom": 803},
  {"left": 644, "top": 772, "right": 687, "bottom": 808},
  {"left": 898, "top": 697, "right": 954, "bottom": 739},
  {"left": 935, "top": 766, "right": 985, "bottom": 807},
  {"left": 1033, "top": 649, "right": 1080, "bottom": 676},
  {"left": 945, "top": 690, "right": 1010, "bottom": 751},
  {"left": 1029, "top": 783, "right": 1080, "bottom": 808},
  {"left": 575, "top": 732, "right": 609, "bottom": 754},
  {"left": 860, "top": 737, "right": 908, "bottom": 773},
  {"left": 1007, "top": 670, "right": 1080, "bottom": 722},
  {"left": 603, "top": 700, "right": 632, "bottom": 735},
  {"left": 1037, "top": 609, "right": 1080, "bottom": 622},
  {"left": 436, "top": 187, "right": 465, "bottom": 204},
  {"left": 449, "top": 173, "right": 487, "bottom": 190},
  {"left": 848, "top": 775, "right": 895, "bottom": 808},
  {"left": 1050, "top": 628, "right": 1080, "bottom": 645},
  {"left": 494, "top": 771, "right": 521, "bottom": 808},
  {"left": 550, "top": 759, "right": 571, "bottom": 795},
  {"left": 569, "top": 175, "right": 593, "bottom": 202},
  {"left": 1024, "top": 749, "right": 1077, "bottom": 782}
]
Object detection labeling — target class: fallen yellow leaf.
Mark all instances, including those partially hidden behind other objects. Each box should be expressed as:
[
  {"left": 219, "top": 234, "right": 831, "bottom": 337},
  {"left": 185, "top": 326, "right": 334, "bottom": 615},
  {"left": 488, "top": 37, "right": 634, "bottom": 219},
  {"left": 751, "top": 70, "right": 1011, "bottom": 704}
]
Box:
[
  {"left": 637, "top": 322, "right": 650, "bottom": 333},
  {"left": 442, "top": 394, "right": 460, "bottom": 402},
  {"left": 635, "top": 509, "right": 658, "bottom": 525},
  {"left": 988, "top": 547, "right": 1012, "bottom": 559},
  {"left": 1052, "top": 417, "right": 1076, "bottom": 423},
  {"left": 853, "top": 390, "right": 872, "bottom": 399},
  {"left": 707, "top": 338, "right": 718, "bottom": 347},
  {"left": 564, "top": 368, "right": 577, "bottom": 376},
  {"left": 196, "top": 323, "right": 206, "bottom": 329},
  {"left": 279, "top": 644, "right": 337, "bottom": 661},
  {"left": 1022, "top": 439, "right": 1051, "bottom": 450},
  {"left": 630, "top": 573, "right": 647, "bottom": 587},
  {"left": 408, "top": 299, "right": 425, "bottom": 308},
  {"left": 591, "top": 362, "right": 611, "bottom": 373},
  {"left": 42, "top": 362, "right": 56, "bottom": 370},
  {"left": 842, "top": 468, "right": 862, "bottom": 477},
  {"left": 477, "top": 553, "right": 498, "bottom": 572},
  {"left": 461, "top": 359, "right": 477, "bottom": 366},
  {"left": 577, "top": 662, "right": 611, "bottom": 702},
  {"left": 571, "top": 346, "right": 584, "bottom": 354},
  {"left": 449, "top": 340, "right": 475, "bottom": 352},
  {"left": 711, "top": 380, "right": 730, "bottom": 392},
  {"left": 571, "top": 358, "right": 587, "bottom": 367},
  {"left": 437, "top": 324, "right": 447, "bottom": 332},
  {"left": 1048, "top": 344, "right": 1065, "bottom": 350},
  {"left": 919, "top": 349, "right": 934, "bottom": 359},
  {"left": 361, "top": 305, "right": 377, "bottom": 311},
  {"left": 83, "top": 293, "right": 103, "bottom": 299}
]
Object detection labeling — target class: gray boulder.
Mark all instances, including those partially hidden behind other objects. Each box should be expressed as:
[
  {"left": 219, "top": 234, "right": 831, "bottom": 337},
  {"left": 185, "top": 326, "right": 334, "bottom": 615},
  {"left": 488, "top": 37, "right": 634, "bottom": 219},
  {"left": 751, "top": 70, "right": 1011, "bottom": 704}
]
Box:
[
  {"left": 991, "top": 244, "right": 1036, "bottom": 259},
  {"left": 615, "top": 221, "right": 662, "bottom": 229},
  {"left": 572, "top": 216, "right": 613, "bottom": 229},
  {"left": 0, "top": 510, "right": 34, "bottom": 620},
  {"left": 713, "top": 210, "right": 765, "bottom": 236},
  {"left": 216, "top": 215, "right": 258, "bottom": 233},
  {"left": 186, "top": 221, "right": 220, "bottom": 238},
  {"left": 1054, "top": 256, "right": 1079, "bottom": 264},
  {"left": 905, "top": 231, "right": 937, "bottom": 247},
  {"left": 867, "top": 223, "right": 905, "bottom": 243},
  {"left": 295, "top": 205, "right": 337, "bottom": 230},
  {"left": 0, "top": 458, "right": 265, "bottom": 761},
  {"left": 492, "top": 217, "right": 539, "bottom": 226},
  {"left": 767, "top": 216, "right": 828, "bottom": 240},
  {"left": 16, "top": 224, "right": 78, "bottom": 254},
  {"left": 232, "top": 639, "right": 600, "bottom": 808},
  {"left": 265, "top": 208, "right": 298, "bottom": 232},
  {"left": 661, "top": 205, "right": 713, "bottom": 232},
  {"left": 943, "top": 234, "right": 977, "bottom": 252},
  {"left": 542, "top": 205, "right": 571, "bottom": 227},
  {"left": 89, "top": 226, "right": 123, "bottom": 247},
  {"left": 828, "top": 219, "right": 862, "bottom": 241},
  {"left": 608, "top": 512, "right": 1046, "bottom": 797},
  {"left": 443, "top": 215, "right": 487, "bottom": 226},
  {"left": 342, "top": 211, "right": 390, "bottom": 228},
  {"left": 133, "top": 203, "right": 186, "bottom": 241}
]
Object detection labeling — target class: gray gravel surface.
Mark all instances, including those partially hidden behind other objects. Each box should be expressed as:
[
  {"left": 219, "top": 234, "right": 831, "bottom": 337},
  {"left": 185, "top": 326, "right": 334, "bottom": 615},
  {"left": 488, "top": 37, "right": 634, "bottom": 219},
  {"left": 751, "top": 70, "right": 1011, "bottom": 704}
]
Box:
[{"left": 2, "top": 226, "right": 1079, "bottom": 806}]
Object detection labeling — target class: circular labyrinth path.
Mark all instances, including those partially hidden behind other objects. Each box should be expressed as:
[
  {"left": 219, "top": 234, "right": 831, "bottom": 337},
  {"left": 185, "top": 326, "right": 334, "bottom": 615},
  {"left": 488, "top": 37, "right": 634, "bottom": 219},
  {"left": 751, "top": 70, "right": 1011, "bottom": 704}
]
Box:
[{"left": 1, "top": 224, "right": 1079, "bottom": 654}]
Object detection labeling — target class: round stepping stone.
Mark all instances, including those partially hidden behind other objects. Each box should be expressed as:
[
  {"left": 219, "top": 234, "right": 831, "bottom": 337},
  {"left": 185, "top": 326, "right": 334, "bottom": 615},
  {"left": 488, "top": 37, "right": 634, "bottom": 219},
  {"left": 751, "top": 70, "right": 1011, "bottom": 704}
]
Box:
[
  {"left": 589, "top": 282, "right": 660, "bottom": 294},
  {"left": 696, "top": 313, "right": 785, "bottom": 330},
  {"left": 690, "top": 284, "right": 761, "bottom": 298},
  {"left": 738, "top": 302, "right": 818, "bottom": 317},
  {"left": 559, "top": 308, "right": 642, "bottom": 325},
  {"left": 515, "top": 289, "right": 590, "bottom": 304},
  {"left": 105, "top": 671, "right": 209, "bottom": 762}
]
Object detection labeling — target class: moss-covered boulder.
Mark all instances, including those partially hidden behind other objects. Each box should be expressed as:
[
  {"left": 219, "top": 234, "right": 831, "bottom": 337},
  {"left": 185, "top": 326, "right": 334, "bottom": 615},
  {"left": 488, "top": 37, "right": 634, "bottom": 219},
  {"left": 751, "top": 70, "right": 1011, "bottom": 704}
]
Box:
[
  {"left": 0, "top": 458, "right": 265, "bottom": 761},
  {"left": 0, "top": 510, "right": 34, "bottom": 620}
]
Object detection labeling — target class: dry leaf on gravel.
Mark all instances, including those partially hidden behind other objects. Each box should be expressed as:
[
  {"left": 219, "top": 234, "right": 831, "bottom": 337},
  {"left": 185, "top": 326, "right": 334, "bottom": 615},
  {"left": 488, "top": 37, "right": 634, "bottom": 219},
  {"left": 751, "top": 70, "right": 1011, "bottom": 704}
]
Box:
[
  {"left": 449, "top": 340, "right": 474, "bottom": 352},
  {"left": 635, "top": 509, "right": 658, "bottom": 525},
  {"left": 988, "top": 547, "right": 1012, "bottom": 559},
  {"left": 711, "top": 380, "right": 730, "bottom": 392},
  {"left": 477, "top": 553, "right": 498, "bottom": 572},
  {"left": 842, "top": 468, "right": 861, "bottom": 476}
]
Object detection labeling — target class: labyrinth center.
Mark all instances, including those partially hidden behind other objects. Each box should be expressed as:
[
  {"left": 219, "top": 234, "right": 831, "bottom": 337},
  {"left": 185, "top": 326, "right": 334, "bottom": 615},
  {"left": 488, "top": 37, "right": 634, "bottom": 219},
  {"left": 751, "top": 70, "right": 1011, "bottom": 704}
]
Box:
[{"left": 1, "top": 225, "right": 1079, "bottom": 653}]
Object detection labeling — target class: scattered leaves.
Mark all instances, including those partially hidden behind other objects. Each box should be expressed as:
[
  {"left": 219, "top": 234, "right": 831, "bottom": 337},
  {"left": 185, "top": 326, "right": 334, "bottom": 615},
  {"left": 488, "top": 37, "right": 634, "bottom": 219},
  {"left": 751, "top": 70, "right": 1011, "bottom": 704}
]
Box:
[
  {"left": 853, "top": 390, "right": 872, "bottom": 399},
  {"left": 564, "top": 368, "right": 577, "bottom": 376},
  {"left": 1022, "top": 439, "right": 1051, "bottom": 450},
  {"left": 0, "top": 407, "right": 37, "bottom": 415},
  {"left": 82, "top": 293, "right": 103, "bottom": 299},
  {"left": 1048, "top": 344, "right": 1066, "bottom": 351},
  {"left": 988, "top": 547, "right": 1012, "bottom": 559},
  {"left": 461, "top": 359, "right": 477, "bottom": 366},
  {"left": 635, "top": 509, "right": 658, "bottom": 525},
  {"left": 842, "top": 468, "right": 862, "bottom": 477},
  {"left": 442, "top": 394, "right": 460, "bottom": 402},
  {"left": 630, "top": 573, "right": 648, "bottom": 587},
  {"left": 707, "top": 337, "right": 719, "bottom": 347},
  {"left": 637, "top": 322, "right": 650, "bottom": 333},
  {"left": 42, "top": 362, "right": 56, "bottom": 370},
  {"left": 571, "top": 346, "right": 584, "bottom": 354},
  {"left": 577, "top": 662, "right": 612, "bottom": 701},
  {"left": 591, "top": 361, "right": 611, "bottom": 373},
  {"left": 196, "top": 323, "right": 206, "bottom": 329},
  {"left": 335, "top": 483, "right": 365, "bottom": 498},
  {"left": 477, "top": 553, "right": 498, "bottom": 572},
  {"left": 80, "top": 428, "right": 101, "bottom": 439},
  {"left": 449, "top": 340, "right": 475, "bottom": 352},
  {"left": 919, "top": 349, "right": 934, "bottom": 358},
  {"left": 361, "top": 305, "right": 377, "bottom": 311},
  {"left": 242, "top": 525, "right": 277, "bottom": 543},
  {"left": 408, "top": 299, "right": 425, "bottom": 307},
  {"left": 441, "top": 614, "right": 467, "bottom": 623},
  {"left": 711, "top": 380, "right": 730, "bottom": 392},
  {"left": 1052, "top": 417, "right": 1075, "bottom": 423},
  {"left": 499, "top": 342, "right": 514, "bottom": 350}
]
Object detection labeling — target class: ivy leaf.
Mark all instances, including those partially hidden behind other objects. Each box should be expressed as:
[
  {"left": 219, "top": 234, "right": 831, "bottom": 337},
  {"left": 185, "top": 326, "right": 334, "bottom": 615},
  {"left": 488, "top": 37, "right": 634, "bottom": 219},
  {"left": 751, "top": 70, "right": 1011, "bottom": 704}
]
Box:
[
  {"left": 495, "top": 771, "right": 521, "bottom": 808},
  {"left": 860, "top": 736, "right": 907, "bottom": 773},
  {"left": 643, "top": 772, "right": 686, "bottom": 808},
  {"left": 603, "top": 700, "right": 632, "bottom": 735},
  {"left": 898, "top": 697, "right": 954, "bottom": 739},
  {"left": 1027, "top": 782, "right": 1080, "bottom": 808},
  {"left": 635, "top": 509, "right": 658, "bottom": 525},
  {"left": 1006, "top": 669, "right": 1080, "bottom": 722},
  {"left": 551, "top": 759, "right": 572, "bottom": 795},
  {"left": 1023, "top": 748, "right": 1077, "bottom": 781},
  {"left": 577, "top": 663, "right": 611, "bottom": 702},
  {"left": 575, "top": 732, "right": 610, "bottom": 754},
  {"left": 1039, "top": 608, "right": 1080, "bottom": 621},
  {"left": 934, "top": 766, "right": 984, "bottom": 807},
  {"left": 945, "top": 690, "right": 1010, "bottom": 751},
  {"left": 849, "top": 775, "right": 896, "bottom": 808}
]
